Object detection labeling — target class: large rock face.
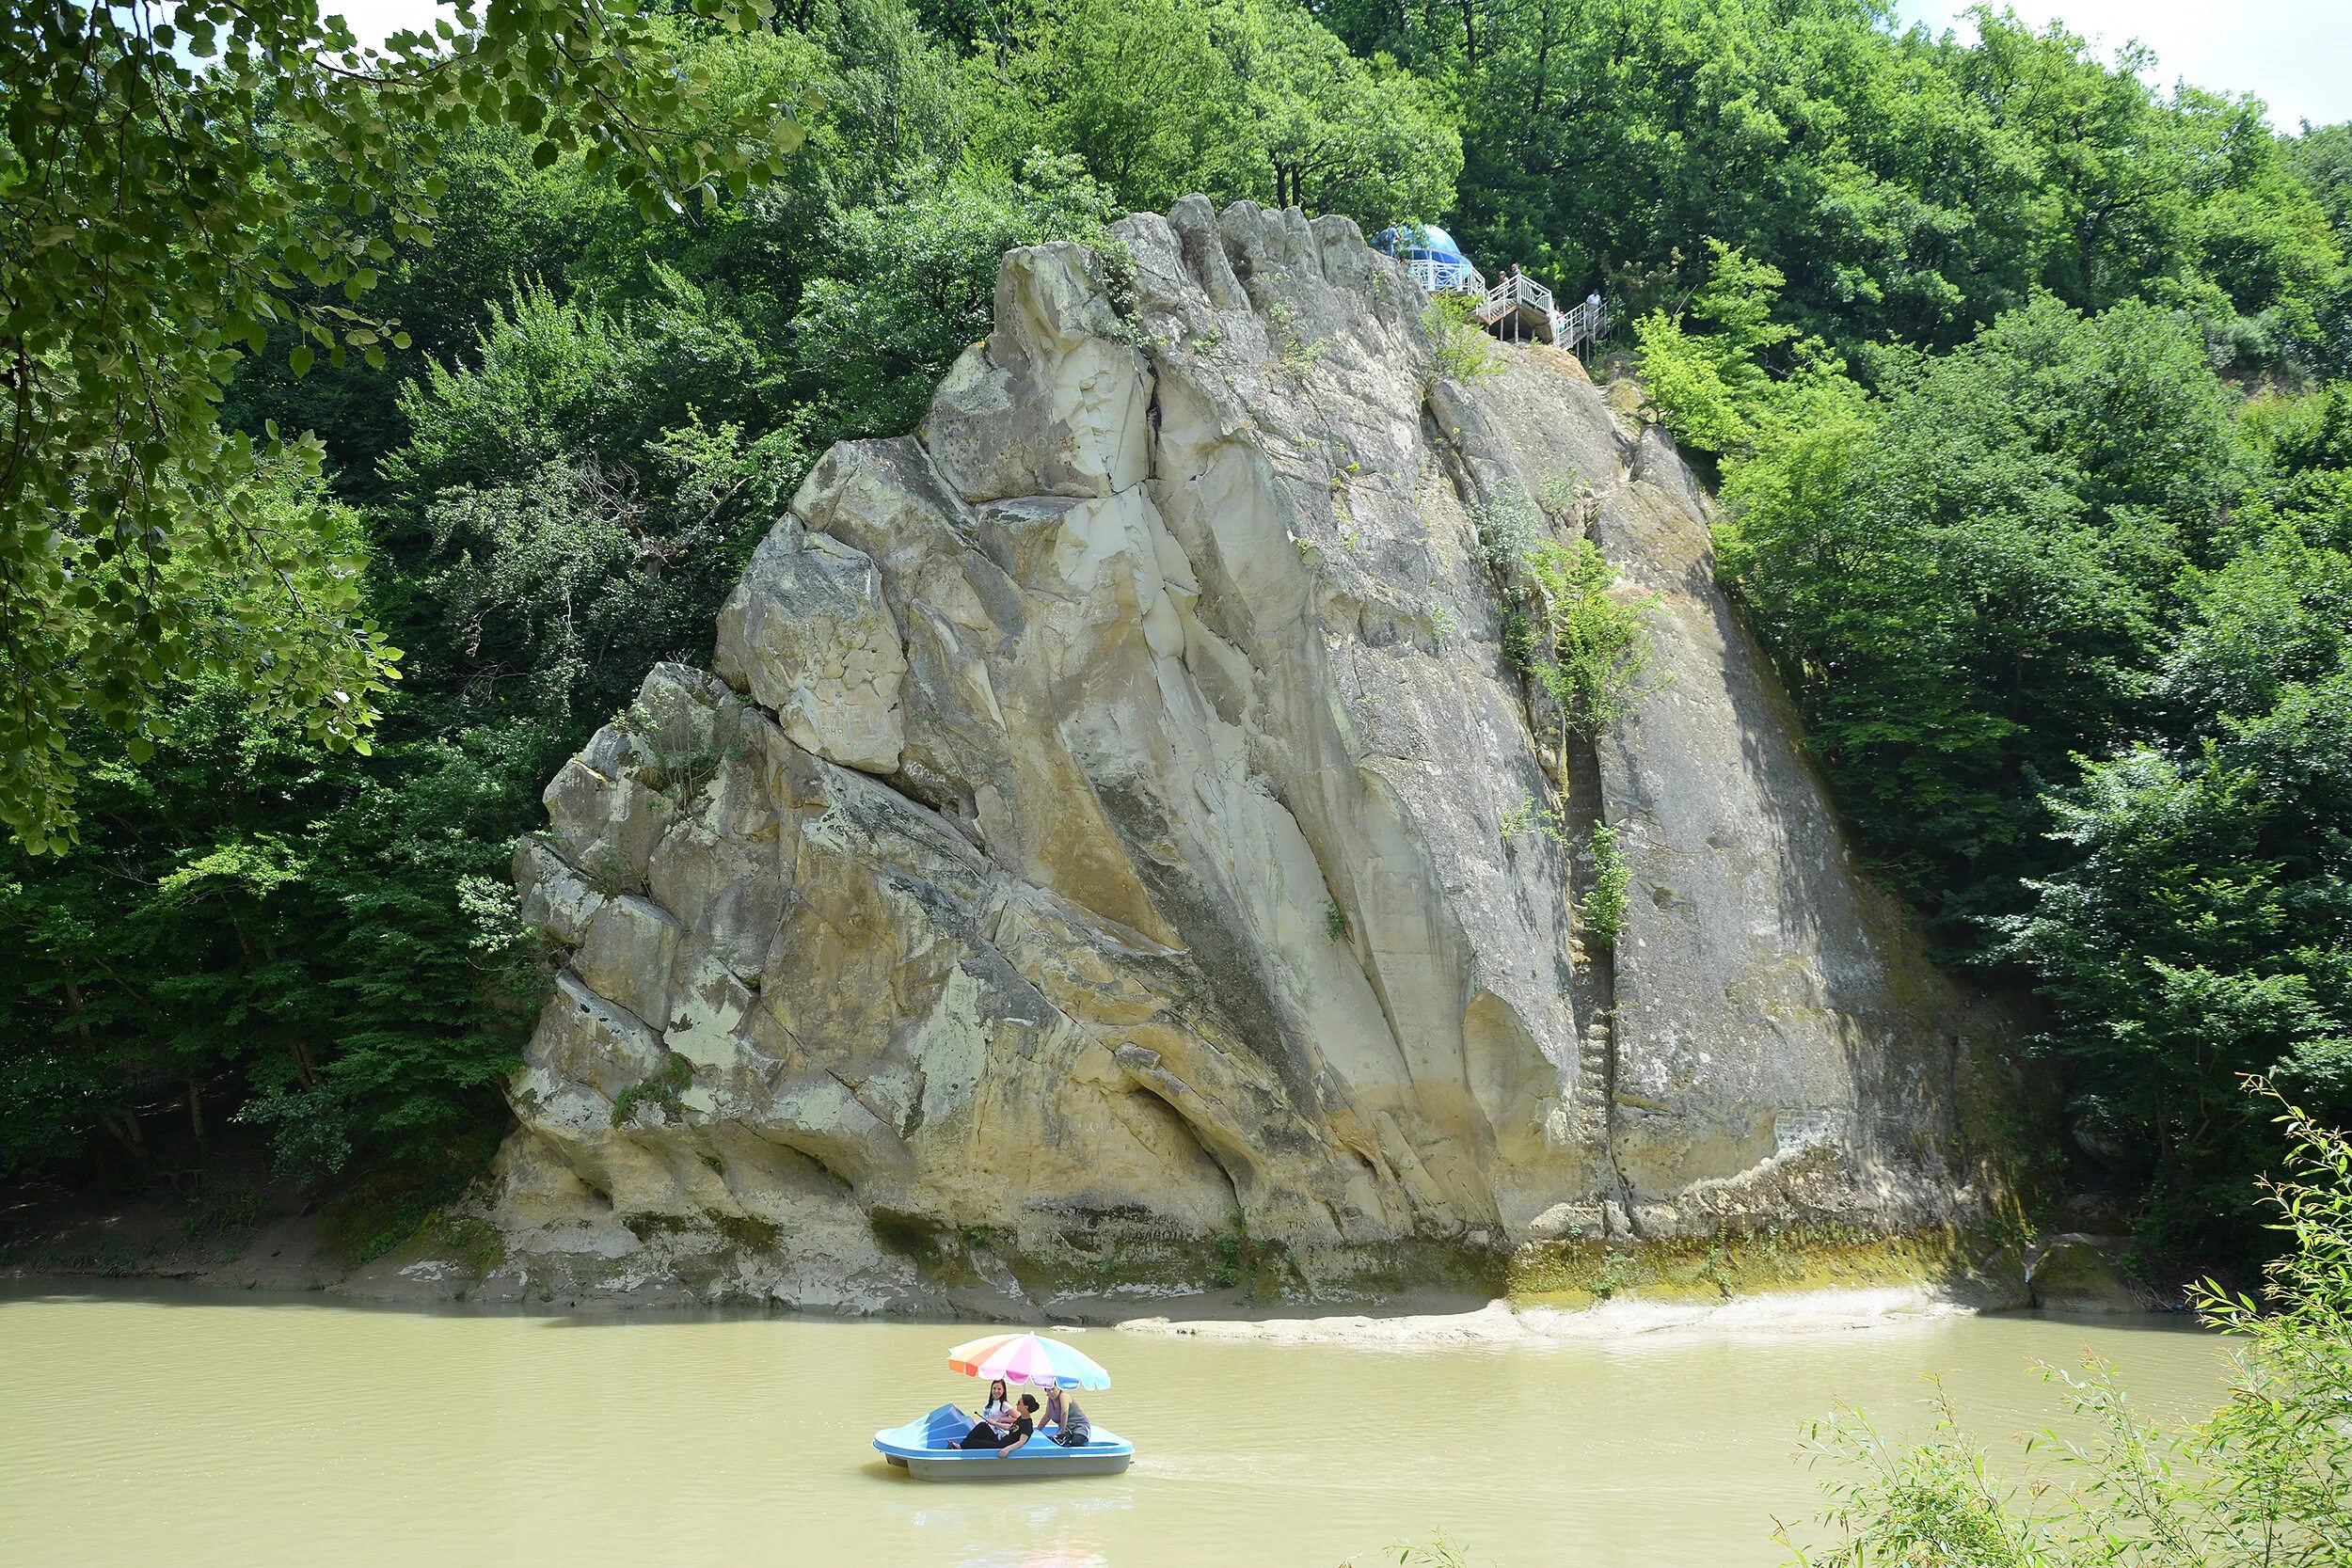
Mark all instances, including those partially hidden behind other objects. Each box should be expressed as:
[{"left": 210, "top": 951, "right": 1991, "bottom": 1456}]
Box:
[{"left": 492, "top": 199, "right": 2010, "bottom": 1311}]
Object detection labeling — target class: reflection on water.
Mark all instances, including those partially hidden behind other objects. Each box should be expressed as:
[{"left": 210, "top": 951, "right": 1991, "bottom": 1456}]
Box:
[{"left": 0, "top": 1282, "right": 2224, "bottom": 1568}]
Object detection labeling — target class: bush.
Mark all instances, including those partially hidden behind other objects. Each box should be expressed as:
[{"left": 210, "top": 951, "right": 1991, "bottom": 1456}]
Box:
[
  {"left": 1519, "top": 538, "right": 1659, "bottom": 736},
  {"left": 1788, "top": 1089, "right": 2352, "bottom": 1567},
  {"left": 1423, "top": 292, "right": 1501, "bottom": 384},
  {"left": 1583, "top": 824, "right": 1629, "bottom": 950}
]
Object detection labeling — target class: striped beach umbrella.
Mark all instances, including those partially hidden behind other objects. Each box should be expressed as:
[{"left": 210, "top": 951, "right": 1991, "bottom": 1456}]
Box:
[{"left": 946, "top": 1331, "right": 1112, "bottom": 1390}]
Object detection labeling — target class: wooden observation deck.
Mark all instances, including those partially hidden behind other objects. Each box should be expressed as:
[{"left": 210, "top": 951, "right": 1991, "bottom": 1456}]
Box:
[{"left": 1471, "top": 272, "right": 1613, "bottom": 351}]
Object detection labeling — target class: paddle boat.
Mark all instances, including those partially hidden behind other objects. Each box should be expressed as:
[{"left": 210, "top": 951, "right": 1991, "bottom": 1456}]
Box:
[
  {"left": 872, "top": 1331, "right": 1135, "bottom": 1482},
  {"left": 872, "top": 1402, "right": 1136, "bottom": 1480}
]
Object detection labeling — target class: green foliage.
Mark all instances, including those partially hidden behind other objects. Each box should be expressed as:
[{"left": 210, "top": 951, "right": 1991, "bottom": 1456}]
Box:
[
  {"left": 1634, "top": 241, "right": 1797, "bottom": 453},
  {"left": 791, "top": 155, "right": 1121, "bottom": 436},
  {"left": 7, "top": 0, "right": 2349, "bottom": 1291},
  {"left": 1323, "top": 0, "right": 2345, "bottom": 371},
  {"left": 1422, "top": 292, "right": 1501, "bottom": 384},
  {"left": 1718, "top": 291, "right": 2349, "bottom": 1265},
  {"left": 1583, "top": 824, "right": 1629, "bottom": 951},
  {"left": 0, "top": 684, "right": 554, "bottom": 1183},
  {"left": 1992, "top": 691, "right": 2352, "bottom": 1260},
  {"left": 1518, "top": 538, "right": 1659, "bottom": 736},
  {"left": 1, "top": 0, "right": 804, "bottom": 848},
  {"left": 1500, "top": 791, "right": 1568, "bottom": 847},
  {"left": 1634, "top": 241, "right": 1856, "bottom": 458},
  {"left": 317, "top": 1124, "right": 504, "bottom": 1262},
  {"left": 1788, "top": 1095, "right": 2352, "bottom": 1567},
  {"left": 1469, "top": 483, "right": 1544, "bottom": 577},
  {"left": 963, "top": 0, "right": 1458, "bottom": 230},
  {"left": 237, "top": 1085, "right": 355, "bottom": 1182},
  {"left": 1222, "top": 0, "right": 1460, "bottom": 223},
  {"left": 1720, "top": 296, "right": 2239, "bottom": 919},
  {"left": 1324, "top": 897, "right": 1351, "bottom": 942},
  {"left": 182, "top": 1178, "right": 268, "bottom": 1241},
  {"left": 610, "top": 1054, "right": 694, "bottom": 1128},
  {"left": 1264, "top": 299, "right": 1327, "bottom": 377}
]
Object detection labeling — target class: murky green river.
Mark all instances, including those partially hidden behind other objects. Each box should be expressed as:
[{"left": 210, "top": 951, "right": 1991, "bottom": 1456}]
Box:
[{"left": 0, "top": 1283, "right": 2226, "bottom": 1567}]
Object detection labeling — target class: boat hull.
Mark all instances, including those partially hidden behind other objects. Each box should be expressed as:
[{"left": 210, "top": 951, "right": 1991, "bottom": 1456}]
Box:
[{"left": 873, "top": 1403, "right": 1135, "bottom": 1482}]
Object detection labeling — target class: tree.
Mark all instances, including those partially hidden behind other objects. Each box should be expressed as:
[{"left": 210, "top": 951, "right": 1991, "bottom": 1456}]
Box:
[
  {"left": 1633, "top": 239, "right": 1836, "bottom": 456},
  {"left": 964, "top": 0, "right": 1460, "bottom": 230},
  {"left": 1222, "top": 0, "right": 1459, "bottom": 226},
  {"left": 1720, "top": 295, "right": 2236, "bottom": 918},
  {"left": 789, "top": 154, "right": 1122, "bottom": 437},
  {"left": 967, "top": 0, "right": 1252, "bottom": 210},
  {"left": 0, "top": 0, "right": 804, "bottom": 850}
]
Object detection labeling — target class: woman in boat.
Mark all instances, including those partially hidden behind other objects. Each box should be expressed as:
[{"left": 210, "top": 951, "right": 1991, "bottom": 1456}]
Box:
[
  {"left": 1041, "top": 1385, "right": 1092, "bottom": 1449},
  {"left": 978, "top": 1378, "right": 1015, "bottom": 1432},
  {"left": 958, "top": 1393, "right": 1039, "bottom": 1452}
]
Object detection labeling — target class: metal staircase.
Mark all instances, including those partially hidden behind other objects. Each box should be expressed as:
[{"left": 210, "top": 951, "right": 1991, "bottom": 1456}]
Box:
[
  {"left": 1472, "top": 273, "right": 1612, "bottom": 351},
  {"left": 1385, "top": 227, "right": 1611, "bottom": 353}
]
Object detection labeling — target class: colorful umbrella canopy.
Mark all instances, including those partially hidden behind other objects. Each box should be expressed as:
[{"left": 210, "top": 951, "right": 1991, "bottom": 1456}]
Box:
[{"left": 946, "top": 1331, "right": 1112, "bottom": 1390}]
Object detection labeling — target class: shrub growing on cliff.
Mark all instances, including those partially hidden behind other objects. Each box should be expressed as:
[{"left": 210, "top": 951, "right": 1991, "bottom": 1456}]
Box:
[
  {"left": 1583, "top": 825, "right": 1629, "bottom": 951},
  {"left": 1423, "top": 293, "right": 1502, "bottom": 384},
  {"left": 1519, "top": 539, "right": 1659, "bottom": 736}
]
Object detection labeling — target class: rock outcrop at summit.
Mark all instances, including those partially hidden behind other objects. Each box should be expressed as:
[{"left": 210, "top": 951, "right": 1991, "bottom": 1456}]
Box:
[{"left": 492, "top": 198, "right": 2012, "bottom": 1311}]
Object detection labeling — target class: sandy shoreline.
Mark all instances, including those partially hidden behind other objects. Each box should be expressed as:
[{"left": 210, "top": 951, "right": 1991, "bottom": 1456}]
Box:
[{"left": 1112, "top": 1285, "right": 1980, "bottom": 1346}]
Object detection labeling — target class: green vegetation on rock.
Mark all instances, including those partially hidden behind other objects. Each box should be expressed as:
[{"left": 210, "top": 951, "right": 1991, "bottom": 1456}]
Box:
[{"left": 1507, "top": 1224, "right": 2014, "bottom": 1311}]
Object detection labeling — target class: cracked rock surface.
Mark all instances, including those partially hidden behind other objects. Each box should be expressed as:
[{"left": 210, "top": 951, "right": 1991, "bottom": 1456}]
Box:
[{"left": 489, "top": 198, "right": 2011, "bottom": 1312}]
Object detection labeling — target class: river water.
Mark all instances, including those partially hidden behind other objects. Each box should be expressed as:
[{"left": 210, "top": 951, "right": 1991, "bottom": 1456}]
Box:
[{"left": 0, "top": 1283, "right": 2225, "bottom": 1568}]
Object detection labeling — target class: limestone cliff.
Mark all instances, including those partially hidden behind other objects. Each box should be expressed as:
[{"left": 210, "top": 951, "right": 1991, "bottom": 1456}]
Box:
[{"left": 492, "top": 198, "right": 2011, "bottom": 1311}]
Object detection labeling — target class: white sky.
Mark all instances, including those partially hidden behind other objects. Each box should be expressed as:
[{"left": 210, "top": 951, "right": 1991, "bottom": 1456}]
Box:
[
  {"left": 1898, "top": 0, "right": 2352, "bottom": 133},
  {"left": 326, "top": 0, "right": 2352, "bottom": 134}
]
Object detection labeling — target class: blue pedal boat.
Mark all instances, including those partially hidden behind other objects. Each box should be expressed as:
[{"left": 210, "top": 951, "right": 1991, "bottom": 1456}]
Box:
[{"left": 873, "top": 1403, "right": 1135, "bottom": 1481}]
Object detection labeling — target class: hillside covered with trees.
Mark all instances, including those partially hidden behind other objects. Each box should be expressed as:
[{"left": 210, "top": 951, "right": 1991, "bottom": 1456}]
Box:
[{"left": 5, "top": 0, "right": 2348, "bottom": 1276}]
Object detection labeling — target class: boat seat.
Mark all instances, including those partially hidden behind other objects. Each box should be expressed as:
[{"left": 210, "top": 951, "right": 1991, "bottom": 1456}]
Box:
[{"left": 918, "top": 1403, "right": 973, "bottom": 1448}]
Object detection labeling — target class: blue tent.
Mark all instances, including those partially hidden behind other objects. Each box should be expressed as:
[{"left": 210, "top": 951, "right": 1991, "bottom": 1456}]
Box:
[
  {"left": 1375, "top": 224, "right": 1471, "bottom": 267},
  {"left": 1375, "top": 224, "right": 1481, "bottom": 292}
]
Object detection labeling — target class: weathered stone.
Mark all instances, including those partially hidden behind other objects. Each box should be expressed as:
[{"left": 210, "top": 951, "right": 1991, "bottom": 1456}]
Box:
[
  {"left": 714, "top": 519, "right": 906, "bottom": 774},
  {"left": 571, "top": 895, "right": 683, "bottom": 1032},
  {"left": 514, "top": 837, "right": 605, "bottom": 943},
  {"left": 491, "top": 199, "right": 2018, "bottom": 1311},
  {"left": 919, "top": 245, "right": 1153, "bottom": 503}
]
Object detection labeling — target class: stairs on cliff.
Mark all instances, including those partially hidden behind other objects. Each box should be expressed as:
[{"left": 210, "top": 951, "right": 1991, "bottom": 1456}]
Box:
[{"left": 1471, "top": 273, "right": 1612, "bottom": 351}]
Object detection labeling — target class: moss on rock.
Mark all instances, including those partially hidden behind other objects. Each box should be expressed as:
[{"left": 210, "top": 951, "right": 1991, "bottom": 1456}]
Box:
[{"left": 1506, "top": 1224, "right": 2025, "bottom": 1309}]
